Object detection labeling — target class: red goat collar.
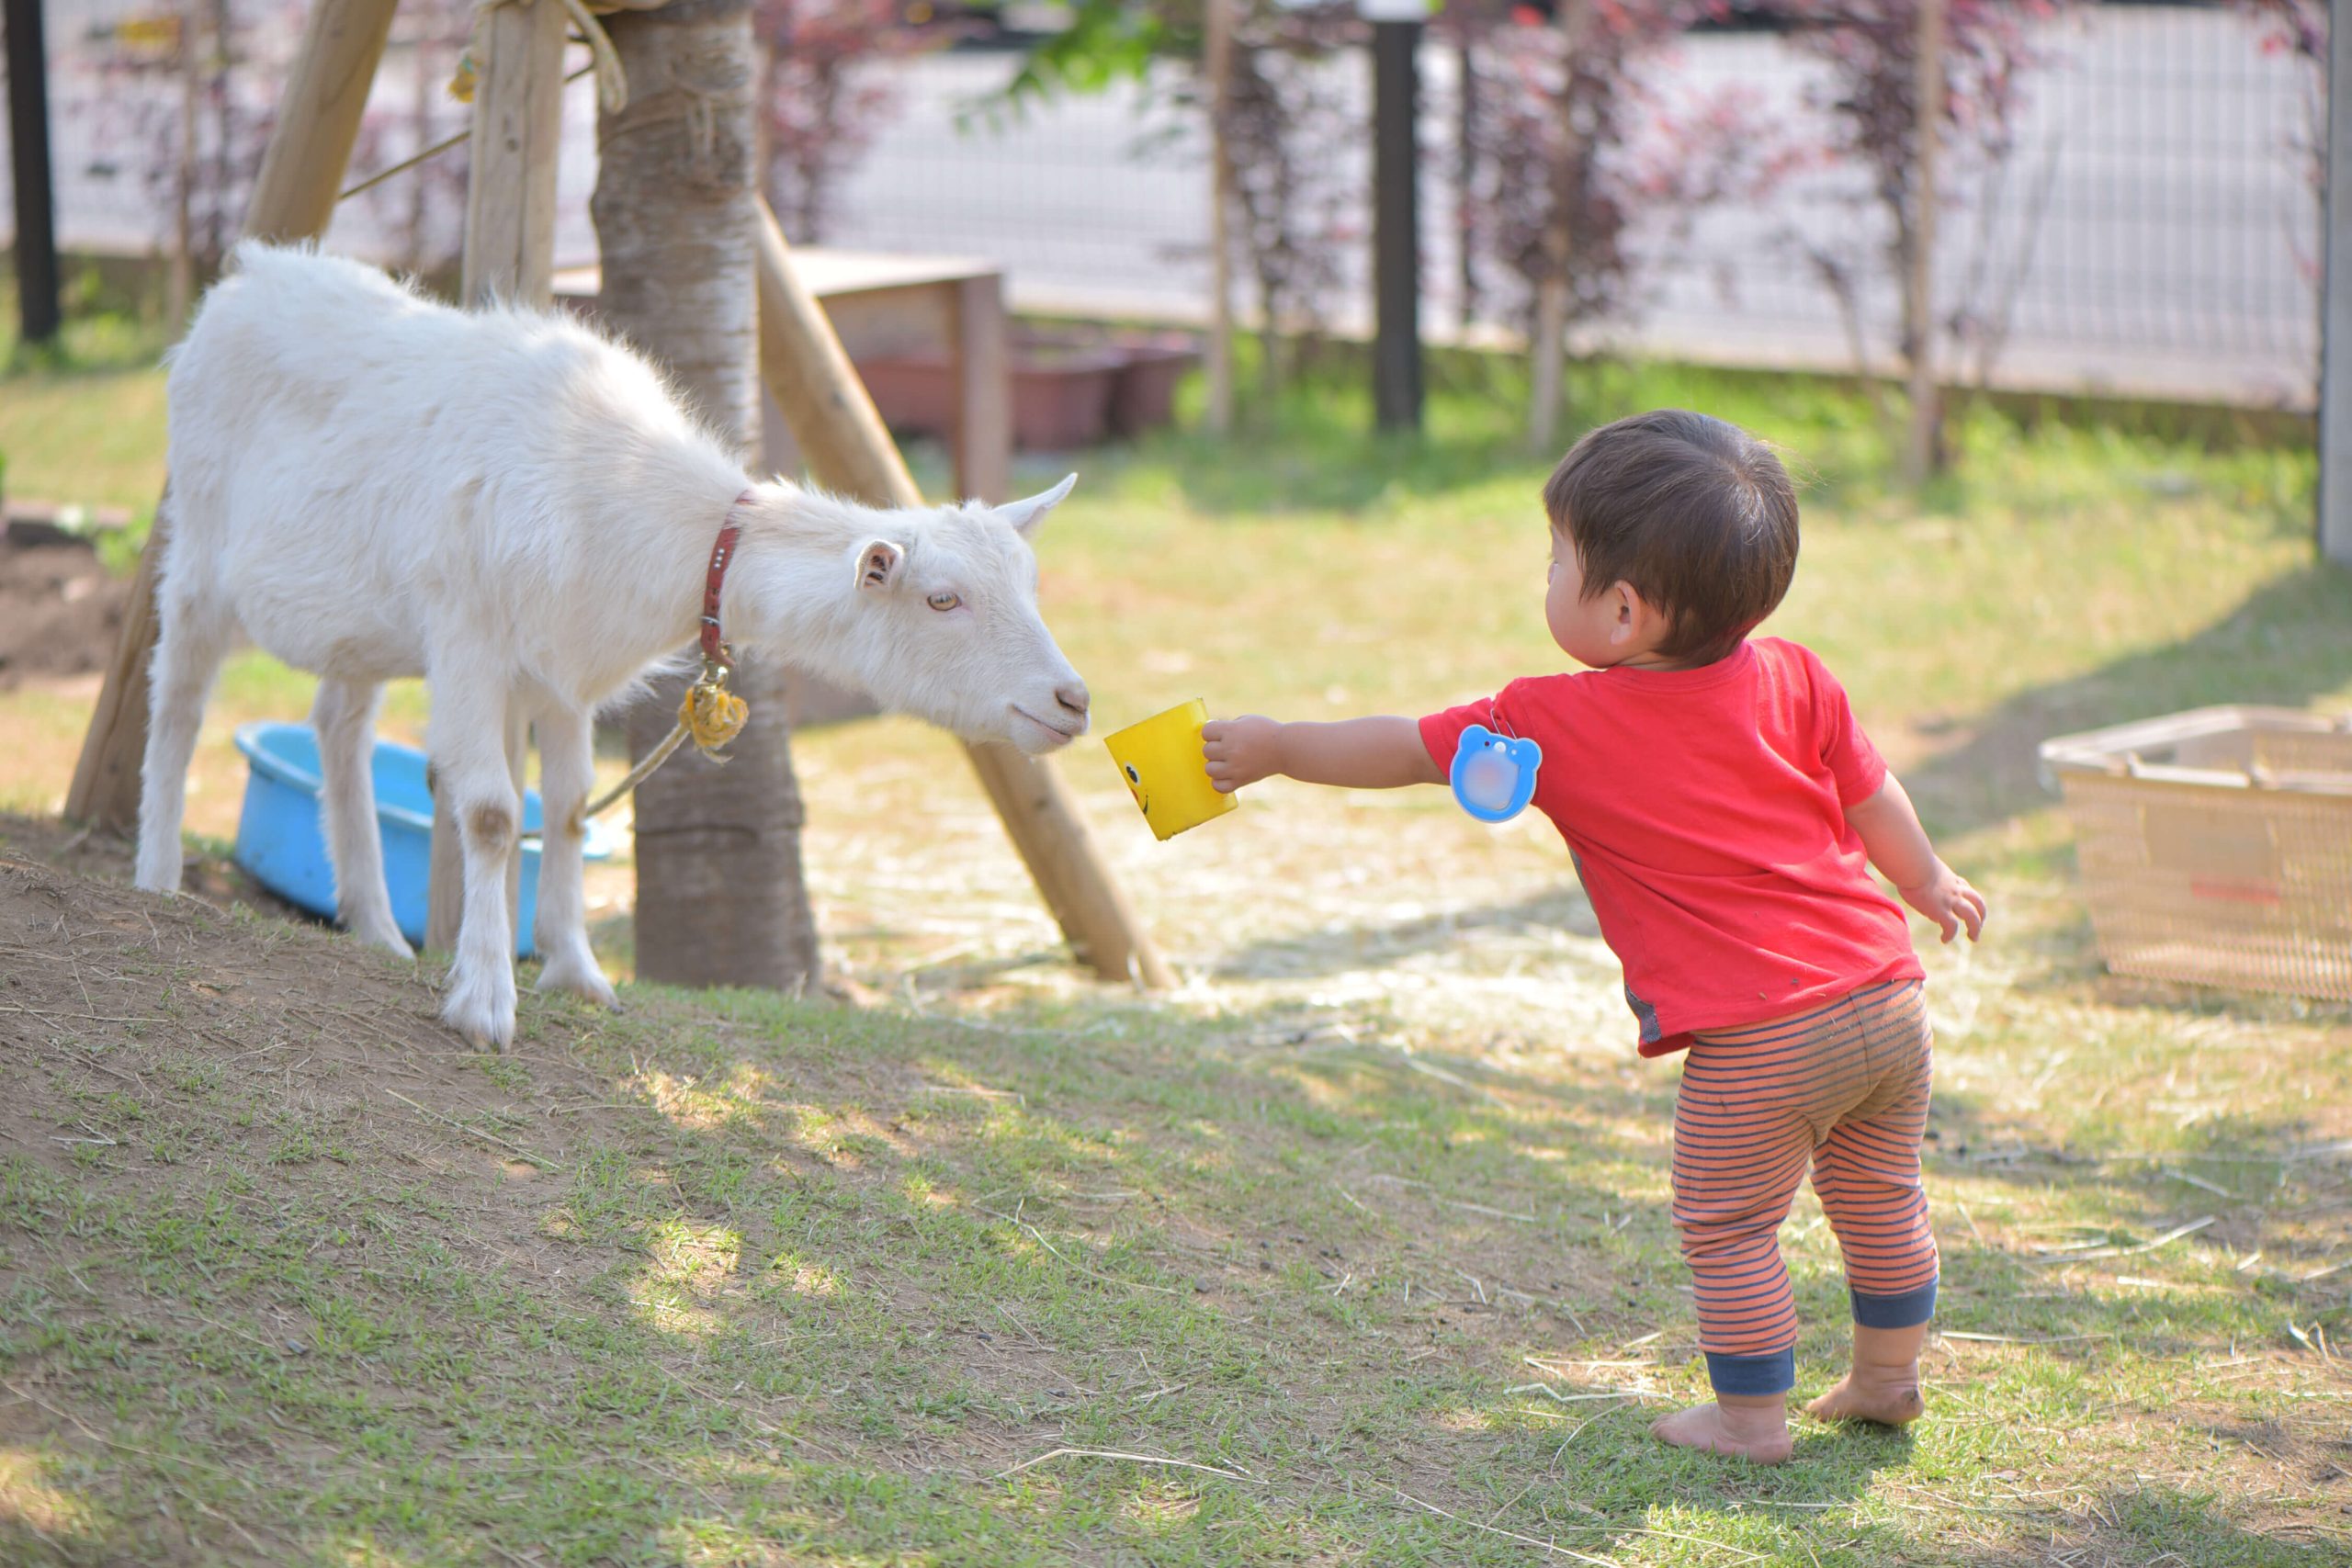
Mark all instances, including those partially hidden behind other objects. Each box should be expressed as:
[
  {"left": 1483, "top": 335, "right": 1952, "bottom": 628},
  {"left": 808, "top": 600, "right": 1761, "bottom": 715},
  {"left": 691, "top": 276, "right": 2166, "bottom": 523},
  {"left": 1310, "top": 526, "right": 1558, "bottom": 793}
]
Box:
[{"left": 700, "top": 491, "right": 755, "bottom": 671}]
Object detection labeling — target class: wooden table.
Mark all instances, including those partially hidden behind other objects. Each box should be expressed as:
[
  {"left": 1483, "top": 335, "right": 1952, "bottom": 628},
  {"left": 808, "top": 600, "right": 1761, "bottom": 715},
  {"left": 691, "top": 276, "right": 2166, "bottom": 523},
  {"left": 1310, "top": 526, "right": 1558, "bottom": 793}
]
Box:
[{"left": 553, "top": 247, "right": 1010, "bottom": 504}]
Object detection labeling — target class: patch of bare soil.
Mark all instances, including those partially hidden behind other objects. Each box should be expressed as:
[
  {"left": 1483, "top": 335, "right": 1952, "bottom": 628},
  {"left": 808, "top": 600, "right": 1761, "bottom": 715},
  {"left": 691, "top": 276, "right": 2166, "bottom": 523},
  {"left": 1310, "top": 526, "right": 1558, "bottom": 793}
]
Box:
[
  {"left": 0, "top": 538, "right": 130, "bottom": 691},
  {"left": 0, "top": 810, "right": 308, "bottom": 928}
]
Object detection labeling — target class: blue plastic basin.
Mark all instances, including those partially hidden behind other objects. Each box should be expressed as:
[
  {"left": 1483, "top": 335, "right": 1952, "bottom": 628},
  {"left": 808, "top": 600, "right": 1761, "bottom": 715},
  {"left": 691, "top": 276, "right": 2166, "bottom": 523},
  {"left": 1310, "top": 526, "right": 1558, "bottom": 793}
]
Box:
[{"left": 231, "top": 721, "right": 616, "bottom": 959}]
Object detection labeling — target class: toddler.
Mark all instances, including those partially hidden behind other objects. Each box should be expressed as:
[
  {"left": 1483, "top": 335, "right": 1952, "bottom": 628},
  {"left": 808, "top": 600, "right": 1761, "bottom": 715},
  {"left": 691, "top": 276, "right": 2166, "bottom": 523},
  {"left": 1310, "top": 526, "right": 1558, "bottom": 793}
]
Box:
[{"left": 1203, "top": 409, "right": 1985, "bottom": 1463}]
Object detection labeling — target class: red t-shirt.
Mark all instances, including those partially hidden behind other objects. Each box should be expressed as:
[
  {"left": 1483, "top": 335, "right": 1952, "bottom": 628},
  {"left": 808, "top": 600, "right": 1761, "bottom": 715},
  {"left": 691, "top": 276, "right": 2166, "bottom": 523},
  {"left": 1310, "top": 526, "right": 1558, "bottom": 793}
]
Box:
[{"left": 1419, "top": 637, "right": 1923, "bottom": 1057}]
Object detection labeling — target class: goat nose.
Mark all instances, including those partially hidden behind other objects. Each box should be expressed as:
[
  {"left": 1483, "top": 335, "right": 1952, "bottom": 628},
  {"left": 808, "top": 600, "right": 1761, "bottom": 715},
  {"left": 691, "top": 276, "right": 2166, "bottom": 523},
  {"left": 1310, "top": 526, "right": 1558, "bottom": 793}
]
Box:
[{"left": 1056, "top": 682, "right": 1091, "bottom": 720}]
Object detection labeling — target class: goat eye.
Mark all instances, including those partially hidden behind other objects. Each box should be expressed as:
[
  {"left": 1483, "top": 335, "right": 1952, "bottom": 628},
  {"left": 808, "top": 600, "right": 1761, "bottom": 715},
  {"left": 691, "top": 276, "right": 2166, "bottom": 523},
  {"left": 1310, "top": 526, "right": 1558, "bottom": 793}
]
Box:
[{"left": 926, "top": 592, "right": 961, "bottom": 612}]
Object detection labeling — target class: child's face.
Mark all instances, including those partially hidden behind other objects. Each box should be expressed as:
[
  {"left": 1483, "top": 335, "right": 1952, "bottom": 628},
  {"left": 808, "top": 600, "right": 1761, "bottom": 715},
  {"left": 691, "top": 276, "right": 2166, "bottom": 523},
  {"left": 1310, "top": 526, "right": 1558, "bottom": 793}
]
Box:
[{"left": 1545, "top": 530, "right": 1674, "bottom": 671}]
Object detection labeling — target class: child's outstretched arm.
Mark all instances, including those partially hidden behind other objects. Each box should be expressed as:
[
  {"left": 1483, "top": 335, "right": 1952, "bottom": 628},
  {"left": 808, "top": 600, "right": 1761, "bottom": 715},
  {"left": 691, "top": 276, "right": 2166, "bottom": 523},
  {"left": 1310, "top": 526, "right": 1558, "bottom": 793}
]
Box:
[
  {"left": 1203, "top": 716, "right": 1445, "bottom": 794},
  {"left": 1846, "top": 773, "right": 1987, "bottom": 943}
]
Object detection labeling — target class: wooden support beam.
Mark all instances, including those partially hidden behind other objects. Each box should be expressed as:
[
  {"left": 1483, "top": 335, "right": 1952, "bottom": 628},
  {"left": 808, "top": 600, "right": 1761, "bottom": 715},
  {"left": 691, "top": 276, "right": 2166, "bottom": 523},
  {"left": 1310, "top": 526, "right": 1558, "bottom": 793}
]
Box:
[
  {"left": 67, "top": 0, "right": 402, "bottom": 831},
  {"left": 245, "top": 0, "right": 404, "bottom": 243},
  {"left": 751, "top": 197, "right": 1173, "bottom": 989},
  {"left": 427, "top": 0, "right": 571, "bottom": 955}
]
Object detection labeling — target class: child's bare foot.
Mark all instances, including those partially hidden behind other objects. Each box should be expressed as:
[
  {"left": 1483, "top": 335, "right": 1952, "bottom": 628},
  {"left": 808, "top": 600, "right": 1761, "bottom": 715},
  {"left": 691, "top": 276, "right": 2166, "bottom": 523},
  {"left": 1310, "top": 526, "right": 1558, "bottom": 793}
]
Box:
[
  {"left": 1804, "top": 1370, "right": 1924, "bottom": 1427},
  {"left": 1649, "top": 1400, "right": 1794, "bottom": 1464},
  {"left": 1808, "top": 1321, "right": 1931, "bottom": 1427}
]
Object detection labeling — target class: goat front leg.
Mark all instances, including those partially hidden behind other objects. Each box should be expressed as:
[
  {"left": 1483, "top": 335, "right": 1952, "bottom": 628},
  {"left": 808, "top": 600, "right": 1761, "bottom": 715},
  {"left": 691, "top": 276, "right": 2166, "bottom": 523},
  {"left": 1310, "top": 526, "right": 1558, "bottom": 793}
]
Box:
[
  {"left": 135, "top": 580, "right": 233, "bottom": 894},
  {"left": 311, "top": 677, "right": 413, "bottom": 958},
  {"left": 531, "top": 703, "right": 617, "bottom": 1009},
  {"left": 426, "top": 664, "right": 524, "bottom": 1050}
]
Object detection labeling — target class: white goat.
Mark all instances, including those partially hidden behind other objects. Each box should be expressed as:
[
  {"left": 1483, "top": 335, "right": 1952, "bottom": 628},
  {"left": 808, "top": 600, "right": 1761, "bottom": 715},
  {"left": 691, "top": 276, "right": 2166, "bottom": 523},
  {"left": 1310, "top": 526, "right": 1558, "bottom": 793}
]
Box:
[{"left": 137, "top": 242, "right": 1090, "bottom": 1048}]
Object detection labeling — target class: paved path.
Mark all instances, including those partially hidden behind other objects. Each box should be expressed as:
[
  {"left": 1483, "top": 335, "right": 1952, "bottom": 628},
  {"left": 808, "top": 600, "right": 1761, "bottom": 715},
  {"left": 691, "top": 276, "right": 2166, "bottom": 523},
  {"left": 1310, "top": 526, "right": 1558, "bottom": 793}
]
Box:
[{"left": 10, "top": 6, "right": 2318, "bottom": 408}]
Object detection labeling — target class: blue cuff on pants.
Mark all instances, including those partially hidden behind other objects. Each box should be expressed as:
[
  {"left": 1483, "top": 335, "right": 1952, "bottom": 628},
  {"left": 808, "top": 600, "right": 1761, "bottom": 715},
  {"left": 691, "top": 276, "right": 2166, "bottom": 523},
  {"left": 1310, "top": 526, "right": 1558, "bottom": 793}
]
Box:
[
  {"left": 1703, "top": 1348, "right": 1795, "bottom": 1396},
  {"left": 1851, "top": 1279, "right": 1938, "bottom": 1329}
]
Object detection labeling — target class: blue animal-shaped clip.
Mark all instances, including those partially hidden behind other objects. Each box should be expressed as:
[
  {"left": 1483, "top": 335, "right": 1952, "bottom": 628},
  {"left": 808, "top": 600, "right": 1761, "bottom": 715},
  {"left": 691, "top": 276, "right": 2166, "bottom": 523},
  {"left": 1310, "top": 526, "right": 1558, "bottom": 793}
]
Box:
[{"left": 1449, "top": 724, "right": 1541, "bottom": 824}]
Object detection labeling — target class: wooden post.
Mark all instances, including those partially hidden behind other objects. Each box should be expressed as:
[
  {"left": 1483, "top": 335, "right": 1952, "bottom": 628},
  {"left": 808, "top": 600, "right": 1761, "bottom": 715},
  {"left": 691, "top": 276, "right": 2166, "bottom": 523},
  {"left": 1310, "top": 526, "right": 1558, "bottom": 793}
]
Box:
[
  {"left": 948, "top": 273, "right": 1012, "bottom": 503},
  {"left": 752, "top": 198, "right": 1174, "bottom": 988},
  {"left": 67, "top": 0, "right": 402, "bottom": 831},
  {"left": 2322, "top": 0, "right": 2352, "bottom": 565},
  {"left": 1204, "top": 0, "right": 1235, "bottom": 434},
  {"left": 427, "top": 0, "right": 570, "bottom": 954},
  {"left": 458, "top": 0, "right": 568, "bottom": 304},
  {"left": 1902, "top": 0, "right": 1945, "bottom": 487}
]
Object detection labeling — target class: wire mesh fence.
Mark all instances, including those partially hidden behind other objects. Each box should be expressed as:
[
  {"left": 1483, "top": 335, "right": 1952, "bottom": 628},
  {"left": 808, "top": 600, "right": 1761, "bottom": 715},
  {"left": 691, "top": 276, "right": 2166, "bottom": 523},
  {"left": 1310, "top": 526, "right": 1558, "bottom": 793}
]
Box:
[{"left": 3, "top": 1, "right": 2324, "bottom": 410}]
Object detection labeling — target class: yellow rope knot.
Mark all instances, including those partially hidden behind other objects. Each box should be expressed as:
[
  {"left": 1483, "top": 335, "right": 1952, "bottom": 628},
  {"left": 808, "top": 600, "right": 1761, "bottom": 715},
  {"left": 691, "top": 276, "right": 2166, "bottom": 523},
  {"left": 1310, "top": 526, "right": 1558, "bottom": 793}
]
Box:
[
  {"left": 568, "top": 661, "right": 753, "bottom": 833},
  {"left": 682, "top": 665, "right": 748, "bottom": 758}
]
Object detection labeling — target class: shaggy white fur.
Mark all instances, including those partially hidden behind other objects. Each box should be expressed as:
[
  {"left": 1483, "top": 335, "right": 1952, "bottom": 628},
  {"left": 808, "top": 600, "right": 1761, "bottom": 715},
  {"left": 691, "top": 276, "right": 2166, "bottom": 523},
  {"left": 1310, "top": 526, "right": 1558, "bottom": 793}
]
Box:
[{"left": 137, "top": 242, "right": 1089, "bottom": 1048}]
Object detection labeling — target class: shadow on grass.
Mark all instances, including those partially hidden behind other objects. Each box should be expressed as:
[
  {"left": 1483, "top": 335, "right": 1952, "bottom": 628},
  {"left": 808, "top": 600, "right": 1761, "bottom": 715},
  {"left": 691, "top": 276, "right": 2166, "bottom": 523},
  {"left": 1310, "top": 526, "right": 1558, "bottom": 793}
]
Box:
[
  {"left": 1902, "top": 562, "right": 2352, "bottom": 840},
  {"left": 1205, "top": 881, "right": 1600, "bottom": 985}
]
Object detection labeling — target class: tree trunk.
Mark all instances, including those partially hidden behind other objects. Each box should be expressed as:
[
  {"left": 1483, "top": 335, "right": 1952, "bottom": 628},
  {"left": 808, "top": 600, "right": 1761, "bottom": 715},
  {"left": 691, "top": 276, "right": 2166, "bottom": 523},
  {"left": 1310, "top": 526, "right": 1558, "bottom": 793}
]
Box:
[
  {"left": 1203, "top": 0, "right": 1235, "bottom": 434},
  {"left": 594, "top": 0, "right": 820, "bottom": 992},
  {"left": 1526, "top": 0, "right": 1584, "bottom": 452},
  {"left": 1454, "top": 30, "right": 1477, "bottom": 338},
  {"left": 1528, "top": 276, "right": 1568, "bottom": 450},
  {"left": 1902, "top": 0, "right": 1948, "bottom": 481},
  {"left": 206, "top": 0, "right": 232, "bottom": 267}
]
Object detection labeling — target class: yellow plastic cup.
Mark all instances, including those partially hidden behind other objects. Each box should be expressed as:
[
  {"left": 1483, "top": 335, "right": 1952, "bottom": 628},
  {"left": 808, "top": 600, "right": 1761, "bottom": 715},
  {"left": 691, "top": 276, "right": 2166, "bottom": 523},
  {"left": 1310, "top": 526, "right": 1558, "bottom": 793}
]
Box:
[{"left": 1103, "top": 698, "right": 1238, "bottom": 841}]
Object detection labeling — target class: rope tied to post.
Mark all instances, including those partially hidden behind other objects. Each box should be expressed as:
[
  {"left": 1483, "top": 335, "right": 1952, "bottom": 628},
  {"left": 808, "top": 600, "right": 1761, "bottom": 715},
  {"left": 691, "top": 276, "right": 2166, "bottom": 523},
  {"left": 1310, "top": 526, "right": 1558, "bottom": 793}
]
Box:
[
  {"left": 449, "top": 0, "right": 670, "bottom": 117},
  {"left": 341, "top": 0, "right": 727, "bottom": 208}
]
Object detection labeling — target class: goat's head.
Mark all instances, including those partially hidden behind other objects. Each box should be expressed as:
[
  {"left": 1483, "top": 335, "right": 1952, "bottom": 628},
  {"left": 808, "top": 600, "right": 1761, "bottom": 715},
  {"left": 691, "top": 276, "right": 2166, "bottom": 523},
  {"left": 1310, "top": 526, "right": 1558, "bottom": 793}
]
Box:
[{"left": 753, "top": 475, "right": 1091, "bottom": 756}]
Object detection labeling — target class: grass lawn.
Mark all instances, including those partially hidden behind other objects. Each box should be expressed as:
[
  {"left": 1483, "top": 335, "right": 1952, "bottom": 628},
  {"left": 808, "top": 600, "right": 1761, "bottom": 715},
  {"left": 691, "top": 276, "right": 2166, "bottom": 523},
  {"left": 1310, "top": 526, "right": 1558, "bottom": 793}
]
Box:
[{"left": 2, "top": 327, "right": 2349, "bottom": 1566}]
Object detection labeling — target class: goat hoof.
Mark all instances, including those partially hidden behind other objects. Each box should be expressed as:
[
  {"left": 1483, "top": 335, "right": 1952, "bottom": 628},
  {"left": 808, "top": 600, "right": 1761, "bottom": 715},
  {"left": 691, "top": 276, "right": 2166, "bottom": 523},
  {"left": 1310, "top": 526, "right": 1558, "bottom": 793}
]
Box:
[
  {"left": 441, "top": 974, "right": 517, "bottom": 1053},
  {"left": 349, "top": 919, "right": 416, "bottom": 962},
  {"left": 537, "top": 957, "right": 617, "bottom": 1010}
]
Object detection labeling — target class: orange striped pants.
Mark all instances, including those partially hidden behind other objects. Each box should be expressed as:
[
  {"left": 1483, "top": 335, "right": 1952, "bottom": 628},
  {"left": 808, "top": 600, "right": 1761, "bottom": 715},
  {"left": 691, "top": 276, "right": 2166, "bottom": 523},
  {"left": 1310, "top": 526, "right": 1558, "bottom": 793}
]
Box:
[{"left": 1671, "top": 979, "right": 1939, "bottom": 1396}]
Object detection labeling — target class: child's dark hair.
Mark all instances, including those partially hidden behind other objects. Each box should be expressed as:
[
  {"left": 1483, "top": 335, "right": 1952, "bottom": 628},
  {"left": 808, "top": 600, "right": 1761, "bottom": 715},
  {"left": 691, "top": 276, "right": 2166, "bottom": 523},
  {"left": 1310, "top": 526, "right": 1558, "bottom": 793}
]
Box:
[{"left": 1543, "top": 410, "right": 1799, "bottom": 667}]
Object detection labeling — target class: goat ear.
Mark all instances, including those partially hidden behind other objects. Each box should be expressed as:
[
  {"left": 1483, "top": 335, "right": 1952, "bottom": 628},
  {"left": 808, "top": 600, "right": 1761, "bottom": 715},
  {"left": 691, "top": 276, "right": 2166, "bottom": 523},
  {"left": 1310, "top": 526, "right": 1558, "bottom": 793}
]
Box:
[
  {"left": 992, "top": 472, "right": 1077, "bottom": 538},
  {"left": 856, "top": 540, "right": 906, "bottom": 593}
]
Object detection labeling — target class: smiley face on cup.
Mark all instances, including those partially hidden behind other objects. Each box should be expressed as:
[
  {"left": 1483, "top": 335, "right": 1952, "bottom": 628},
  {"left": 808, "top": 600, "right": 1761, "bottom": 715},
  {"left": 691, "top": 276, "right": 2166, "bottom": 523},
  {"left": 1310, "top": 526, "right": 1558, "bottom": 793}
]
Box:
[{"left": 1103, "top": 699, "right": 1239, "bottom": 841}]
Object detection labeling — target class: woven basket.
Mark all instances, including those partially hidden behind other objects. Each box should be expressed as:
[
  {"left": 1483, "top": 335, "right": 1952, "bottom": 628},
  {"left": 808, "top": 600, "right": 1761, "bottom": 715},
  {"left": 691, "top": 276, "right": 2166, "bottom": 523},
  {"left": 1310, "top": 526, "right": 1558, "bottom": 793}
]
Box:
[{"left": 2039, "top": 706, "right": 2352, "bottom": 1000}]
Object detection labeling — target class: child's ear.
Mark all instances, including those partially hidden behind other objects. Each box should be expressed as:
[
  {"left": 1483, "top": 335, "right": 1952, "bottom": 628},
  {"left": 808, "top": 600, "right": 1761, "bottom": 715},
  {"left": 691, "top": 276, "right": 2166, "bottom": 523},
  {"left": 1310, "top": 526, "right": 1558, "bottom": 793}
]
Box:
[{"left": 1608, "top": 581, "right": 1645, "bottom": 644}]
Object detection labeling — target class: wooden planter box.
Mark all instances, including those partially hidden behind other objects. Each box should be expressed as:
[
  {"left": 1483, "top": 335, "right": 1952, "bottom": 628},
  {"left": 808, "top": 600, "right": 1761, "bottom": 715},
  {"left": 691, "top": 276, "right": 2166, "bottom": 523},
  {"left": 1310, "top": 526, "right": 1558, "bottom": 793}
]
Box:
[
  {"left": 2040, "top": 706, "right": 2352, "bottom": 999},
  {"left": 857, "top": 332, "right": 1198, "bottom": 453},
  {"left": 1107, "top": 337, "right": 1200, "bottom": 437}
]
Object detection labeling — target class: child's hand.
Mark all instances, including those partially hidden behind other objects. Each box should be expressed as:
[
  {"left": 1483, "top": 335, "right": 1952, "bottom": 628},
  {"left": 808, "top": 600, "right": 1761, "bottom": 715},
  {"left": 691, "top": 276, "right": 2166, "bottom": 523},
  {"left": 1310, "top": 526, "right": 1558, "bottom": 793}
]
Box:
[
  {"left": 1898, "top": 861, "right": 1987, "bottom": 944},
  {"left": 1202, "top": 716, "right": 1283, "bottom": 794}
]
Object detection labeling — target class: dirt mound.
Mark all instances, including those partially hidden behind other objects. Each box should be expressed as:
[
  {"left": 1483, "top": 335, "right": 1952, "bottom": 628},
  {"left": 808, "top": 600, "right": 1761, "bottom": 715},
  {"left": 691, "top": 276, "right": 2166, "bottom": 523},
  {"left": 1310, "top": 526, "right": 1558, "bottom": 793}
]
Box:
[
  {"left": 0, "top": 847, "right": 620, "bottom": 1182},
  {"left": 0, "top": 843, "right": 667, "bottom": 1561},
  {"left": 0, "top": 538, "right": 131, "bottom": 691},
  {"left": 0, "top": 835, "right": 640, "bottom": 1355},
  {"left": 0, "top": 846, "right": 616, "bottom": 1152}
]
